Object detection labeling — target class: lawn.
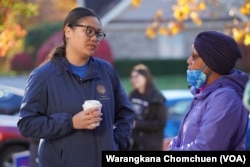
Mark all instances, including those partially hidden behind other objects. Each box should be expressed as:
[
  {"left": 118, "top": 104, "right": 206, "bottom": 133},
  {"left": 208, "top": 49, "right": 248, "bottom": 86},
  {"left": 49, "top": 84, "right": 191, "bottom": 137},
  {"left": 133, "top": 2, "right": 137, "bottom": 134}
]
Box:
[{"left": 120, "top": 75, "right": 187, "bottom": 94}]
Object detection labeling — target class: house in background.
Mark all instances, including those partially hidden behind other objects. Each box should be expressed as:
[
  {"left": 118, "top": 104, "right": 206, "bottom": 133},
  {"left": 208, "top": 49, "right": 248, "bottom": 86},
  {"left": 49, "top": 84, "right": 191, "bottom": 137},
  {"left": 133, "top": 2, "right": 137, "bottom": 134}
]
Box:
[{"left": 81, "top": 0, "right": 243, "bottom": 60}]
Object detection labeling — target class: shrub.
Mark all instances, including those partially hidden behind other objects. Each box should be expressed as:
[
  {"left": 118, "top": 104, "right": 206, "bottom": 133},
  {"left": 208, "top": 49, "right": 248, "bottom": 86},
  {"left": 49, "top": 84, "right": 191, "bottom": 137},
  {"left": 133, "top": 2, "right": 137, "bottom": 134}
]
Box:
[
  {"left": 114, "top": 59, "right": 187, "bottom": 77},
  {"left": 36, "top": 31, "right": 63, "bottom": 66},
  {"left": 94, "top": 40, "right": 114, "bottom": 65},
  {"left": 10, "top": 52, "right": 33, "bottom": 72},
  {"left": 24, "top": 21, "right": 63, "bottom": 60}
]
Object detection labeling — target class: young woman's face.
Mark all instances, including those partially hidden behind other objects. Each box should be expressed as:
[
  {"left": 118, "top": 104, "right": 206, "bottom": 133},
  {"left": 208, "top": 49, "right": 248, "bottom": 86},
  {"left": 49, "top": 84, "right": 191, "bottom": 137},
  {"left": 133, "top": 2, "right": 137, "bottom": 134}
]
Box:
[
  {"left": 130, "top": 71, "right": 147, "bottom": 90},
  {"left": 65, "top": 16, "right": 102, "bottom": 58}
]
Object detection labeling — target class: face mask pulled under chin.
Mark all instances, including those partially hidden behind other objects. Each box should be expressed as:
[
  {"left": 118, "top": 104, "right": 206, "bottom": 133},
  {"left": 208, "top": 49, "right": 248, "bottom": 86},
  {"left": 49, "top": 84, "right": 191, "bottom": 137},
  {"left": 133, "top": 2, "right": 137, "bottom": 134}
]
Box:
[{"left": 186, "top": 66, "right": 207, "bottom": 89}]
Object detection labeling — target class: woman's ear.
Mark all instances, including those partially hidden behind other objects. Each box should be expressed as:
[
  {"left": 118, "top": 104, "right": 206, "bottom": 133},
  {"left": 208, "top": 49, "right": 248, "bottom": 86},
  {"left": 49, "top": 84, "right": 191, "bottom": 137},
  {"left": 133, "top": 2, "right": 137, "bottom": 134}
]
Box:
[
  {"left": 64, "top": 26, "right": 72, "bottom": 40},
  {"left": 204, "top": 66, "right": 212, "bottom": 75}
]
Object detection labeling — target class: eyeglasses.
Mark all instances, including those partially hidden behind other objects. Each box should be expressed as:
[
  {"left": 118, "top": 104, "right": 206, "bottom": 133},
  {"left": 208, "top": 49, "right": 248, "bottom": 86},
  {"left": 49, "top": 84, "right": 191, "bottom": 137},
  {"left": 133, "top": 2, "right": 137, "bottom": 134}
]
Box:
[
  {"left": 69, "top": 24, "right": 106, "bottom": 41},
  {"left": 191, "top": 54, "right": 200, "bottom": 61}
]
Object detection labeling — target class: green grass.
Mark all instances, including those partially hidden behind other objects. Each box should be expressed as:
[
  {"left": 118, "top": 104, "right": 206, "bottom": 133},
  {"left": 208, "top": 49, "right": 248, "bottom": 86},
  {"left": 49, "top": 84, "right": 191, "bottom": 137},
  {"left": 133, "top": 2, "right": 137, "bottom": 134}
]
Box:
[{"left": 120, "top": 75, "right": 187, "bottom": 94}]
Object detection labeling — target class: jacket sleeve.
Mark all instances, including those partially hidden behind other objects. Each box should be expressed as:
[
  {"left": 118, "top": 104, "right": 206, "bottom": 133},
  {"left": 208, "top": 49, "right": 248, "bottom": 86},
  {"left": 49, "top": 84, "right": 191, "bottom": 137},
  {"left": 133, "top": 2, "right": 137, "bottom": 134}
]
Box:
[
  {"left": 170, "top": 90, "right": 247, "bottom": 150},
  {"left": 111, "top": 70, "right": 135, "bottom": 151},
  {"left": 17, "top": 68, "right": 74, "bottom": 139},
  {"left": 135, "top": 102, "right": 167, "bottom": 132}
]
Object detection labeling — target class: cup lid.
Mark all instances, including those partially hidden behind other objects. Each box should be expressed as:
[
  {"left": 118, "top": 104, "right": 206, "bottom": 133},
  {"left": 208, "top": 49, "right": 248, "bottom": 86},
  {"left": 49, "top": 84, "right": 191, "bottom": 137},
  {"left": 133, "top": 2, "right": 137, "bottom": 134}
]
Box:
[{"left": 82, "top": 100, "right": 102, "bottom": 107}]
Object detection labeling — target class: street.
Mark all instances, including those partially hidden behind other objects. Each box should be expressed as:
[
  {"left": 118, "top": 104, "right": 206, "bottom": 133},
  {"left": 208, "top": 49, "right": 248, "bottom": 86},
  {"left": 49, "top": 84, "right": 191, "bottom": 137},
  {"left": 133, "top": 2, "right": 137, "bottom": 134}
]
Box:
[{"left": 0, "top": 75, "right": 29, "bottom": 89}]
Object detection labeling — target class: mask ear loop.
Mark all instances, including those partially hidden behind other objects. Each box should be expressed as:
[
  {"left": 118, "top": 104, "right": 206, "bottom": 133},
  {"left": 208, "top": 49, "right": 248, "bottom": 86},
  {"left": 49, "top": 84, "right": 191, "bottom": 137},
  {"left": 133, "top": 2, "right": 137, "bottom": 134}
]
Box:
[
  {"left": 207, "top": 70, "right": 213, "bottom": 78},
  {"left": 202, "top": 65, "right": 214, "bottom": 81}
]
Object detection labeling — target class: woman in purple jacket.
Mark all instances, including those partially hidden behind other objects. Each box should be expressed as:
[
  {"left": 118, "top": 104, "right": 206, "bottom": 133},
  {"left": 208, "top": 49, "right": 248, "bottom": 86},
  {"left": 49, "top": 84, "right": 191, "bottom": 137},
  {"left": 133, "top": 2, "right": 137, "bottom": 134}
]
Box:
[{"left": 168, "top": 31, "right": 249, "bottom": 150}]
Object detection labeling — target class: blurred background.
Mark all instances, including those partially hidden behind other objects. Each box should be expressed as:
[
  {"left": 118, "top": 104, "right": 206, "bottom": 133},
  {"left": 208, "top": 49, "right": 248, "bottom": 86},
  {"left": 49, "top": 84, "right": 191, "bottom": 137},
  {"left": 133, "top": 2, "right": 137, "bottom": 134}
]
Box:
[
  {"left": 0, "top": 0, "right": 250, "bottom": 166},
  {"left": 0, "top": 0, "right": 249, "bottom": 91}
]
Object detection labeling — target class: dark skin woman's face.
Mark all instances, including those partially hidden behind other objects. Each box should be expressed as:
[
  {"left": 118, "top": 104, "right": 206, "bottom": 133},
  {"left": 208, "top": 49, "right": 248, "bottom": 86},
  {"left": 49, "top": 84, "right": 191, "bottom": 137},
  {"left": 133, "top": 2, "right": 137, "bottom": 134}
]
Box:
[{"left": 187, "top": 44, "right": 211, "bottom": 75}]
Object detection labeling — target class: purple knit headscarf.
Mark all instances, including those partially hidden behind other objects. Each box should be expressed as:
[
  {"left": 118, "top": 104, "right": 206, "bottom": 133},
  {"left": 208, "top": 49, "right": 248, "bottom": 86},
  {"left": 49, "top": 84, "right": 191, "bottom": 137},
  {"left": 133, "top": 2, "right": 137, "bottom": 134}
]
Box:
[{"left": 193, "top": 31, "right": 242, "bottom": 75}]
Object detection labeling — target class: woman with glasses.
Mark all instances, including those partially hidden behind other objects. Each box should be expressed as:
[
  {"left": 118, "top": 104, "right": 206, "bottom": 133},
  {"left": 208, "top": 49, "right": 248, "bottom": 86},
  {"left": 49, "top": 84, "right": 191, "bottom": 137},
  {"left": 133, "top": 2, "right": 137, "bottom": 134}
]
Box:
[
  {"left": 129, "top": 64, "right": 167, "bottom": 150},
  {"left": 18, "top": 7, "right": 134, "bottom": 167}
]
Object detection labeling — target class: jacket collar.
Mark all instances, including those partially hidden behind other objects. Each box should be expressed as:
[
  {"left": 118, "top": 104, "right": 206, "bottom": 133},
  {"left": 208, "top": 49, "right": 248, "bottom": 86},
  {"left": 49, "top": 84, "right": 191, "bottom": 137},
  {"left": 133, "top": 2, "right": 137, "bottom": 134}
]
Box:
[
  {"left": 59, "top": 56, "right": 101, "bottom": 80},
  {"left": 193, "top": 72, "right": 239, "bottom": 99}
]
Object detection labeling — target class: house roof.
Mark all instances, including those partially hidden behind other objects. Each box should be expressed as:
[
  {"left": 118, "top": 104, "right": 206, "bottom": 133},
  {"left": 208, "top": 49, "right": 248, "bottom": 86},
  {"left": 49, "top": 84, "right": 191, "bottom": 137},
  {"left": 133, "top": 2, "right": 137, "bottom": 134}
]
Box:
[{"left": 106, "top": 0, "right": 244, "bottom": 23}]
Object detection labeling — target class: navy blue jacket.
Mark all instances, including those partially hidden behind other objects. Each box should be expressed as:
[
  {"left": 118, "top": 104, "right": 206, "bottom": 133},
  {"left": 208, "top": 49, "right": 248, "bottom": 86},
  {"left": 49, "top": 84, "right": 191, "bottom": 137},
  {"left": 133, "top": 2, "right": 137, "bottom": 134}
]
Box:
[{"left": 17, "top": 56, "right": 134, "bottom": 167}]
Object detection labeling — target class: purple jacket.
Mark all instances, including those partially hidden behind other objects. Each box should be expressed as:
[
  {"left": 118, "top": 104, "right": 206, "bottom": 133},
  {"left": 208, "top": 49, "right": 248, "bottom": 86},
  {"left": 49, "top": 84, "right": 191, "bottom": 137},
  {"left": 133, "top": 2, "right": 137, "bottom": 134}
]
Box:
[{"left": 170, "top": 70, "right": 249, "bottom": 150}]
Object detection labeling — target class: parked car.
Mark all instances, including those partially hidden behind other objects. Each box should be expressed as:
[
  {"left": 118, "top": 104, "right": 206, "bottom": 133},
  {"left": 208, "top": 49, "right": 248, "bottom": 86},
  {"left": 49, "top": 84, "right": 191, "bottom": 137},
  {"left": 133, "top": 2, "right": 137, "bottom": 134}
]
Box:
[
  {"left": 0, "top": 84, "right": 24, "bottom": 115},
  {"left": 0, "top": 114, "right": 29, "bottom": 167},
  {"left": 161, "top": 89, "right": 250, "bottom": 150},
  {"left": 0, "top": 84, "right": 29, "bottom": 167}
]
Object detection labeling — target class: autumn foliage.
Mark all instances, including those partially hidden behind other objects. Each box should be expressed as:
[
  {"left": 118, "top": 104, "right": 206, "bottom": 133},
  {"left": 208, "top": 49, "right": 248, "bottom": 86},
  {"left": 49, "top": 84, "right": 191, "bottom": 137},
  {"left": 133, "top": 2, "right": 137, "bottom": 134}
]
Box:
[
  {"left": 131, "top": 0, "right": 250, "bottom": 45},
  {"left": 0, "top": 0, "right": 38, "bottom": 58}
]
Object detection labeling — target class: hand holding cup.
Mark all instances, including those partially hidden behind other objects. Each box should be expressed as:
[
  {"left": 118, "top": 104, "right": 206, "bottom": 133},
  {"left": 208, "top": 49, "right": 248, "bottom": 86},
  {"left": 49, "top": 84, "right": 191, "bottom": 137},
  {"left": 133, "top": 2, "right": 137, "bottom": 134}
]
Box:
[
  {"left": 72, "top": 100, "right": 102, "bottom": 129},
  {"left": 82, "top": 100, "right": 102, "bottom": 127}
]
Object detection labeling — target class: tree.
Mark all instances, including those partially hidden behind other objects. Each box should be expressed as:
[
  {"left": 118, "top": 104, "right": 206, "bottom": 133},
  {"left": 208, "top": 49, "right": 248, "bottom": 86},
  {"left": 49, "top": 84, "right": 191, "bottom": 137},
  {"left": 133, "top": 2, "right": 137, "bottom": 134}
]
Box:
[
  {"left": 23, "top": 0, "right": 76, "bottom": 62},
  {"left": 0, "top": 0, "right": 76, "bottom": 72},
  {"left": 0, "top": 0, "right": 38, "bottom": 59},
  {"left": 25, "top": 0, "right": 76, "bottom": 26},
  {"left": 131, "top": 0, "right": 250, "bottom": 46},
  {"left": 0, "top": 0, "right": 38, "bottom": 72}
]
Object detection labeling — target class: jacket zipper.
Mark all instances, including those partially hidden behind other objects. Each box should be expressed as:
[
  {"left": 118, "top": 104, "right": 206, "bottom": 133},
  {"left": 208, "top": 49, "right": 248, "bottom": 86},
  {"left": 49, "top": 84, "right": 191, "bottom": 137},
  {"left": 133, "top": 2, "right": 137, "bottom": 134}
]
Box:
[{"left": 177, "top": 99, "right": 196, "bottom": 146}]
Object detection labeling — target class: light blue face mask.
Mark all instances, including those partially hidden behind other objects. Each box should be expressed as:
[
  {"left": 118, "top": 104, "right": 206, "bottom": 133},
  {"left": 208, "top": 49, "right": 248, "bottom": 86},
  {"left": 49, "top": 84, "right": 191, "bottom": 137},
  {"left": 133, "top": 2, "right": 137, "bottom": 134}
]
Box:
[{"left": 187, "top": 66, "right": 208, "bottom": 89}]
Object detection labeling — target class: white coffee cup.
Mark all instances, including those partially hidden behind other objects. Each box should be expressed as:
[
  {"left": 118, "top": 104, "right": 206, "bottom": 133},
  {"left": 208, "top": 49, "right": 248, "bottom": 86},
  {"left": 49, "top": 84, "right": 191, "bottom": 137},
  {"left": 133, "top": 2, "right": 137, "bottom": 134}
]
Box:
[{"left": 82, "top": 100, "right": 102, "bottom": 127}]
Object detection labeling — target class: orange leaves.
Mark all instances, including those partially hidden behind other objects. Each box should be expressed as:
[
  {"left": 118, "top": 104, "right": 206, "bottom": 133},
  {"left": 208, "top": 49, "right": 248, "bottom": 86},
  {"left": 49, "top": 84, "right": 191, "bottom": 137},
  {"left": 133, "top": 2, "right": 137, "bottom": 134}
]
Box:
[
  {"left": 131, "top": 0, "right": 142, "bottom": 8},
  {"left": 232, "top": 28, "right": 245, "bottom": 43},
  {"left": 145, "top": 5, "right": 185, "bottom": 39},
  {"left": 244, "top": 33, "right": 250, "bottom": 45},
  {"left": 239, "top": 0, "right": 250, "bottom": 15},
  {"left": 0, "top": 0, "right": 38, "bottom": 57},
  {"left": 226, "top": 0, "right": 250, "bottom": 46},
  {"left": 145, "top": 20, "right": 185, "bottom": 39},
  {"left": 190, "top": 12, "right": 202, "bottom": 26},
  {"left": 14, "top": 24, "right": 27, "bottom": 37},
  {"left": 226, "top": 20, "right": 250, "bottom": 46},
  {"left": 145, "top": 26, "right": 156, "bottom": 39},
  {"left": 198, "top": 2, "right": 206, "bottom": 11},
  {"left": 233, "top": 28, "right": 250, "bottom": 46},
  {"left": 233, "top": 24, "right": 250, "bottom": 46},
  {"left": 167, "top": 22, "right": 185, "bottom": 36},
  {"left": 0, "top": 25, "right": 27, "bottom": 57},
  {"left": 144, "top": 0, "right": 205, "bottom": 39},
  {"left": 158, "top": 26, "right": 168, "bottom": 36},
  {"left": 173, "top": 0, "right": 206, "bottom": 25},
  {"left": 172, "top": 5, "right": 190, "bottom": 22},
  {"left": 154, "top": 10, "right": 163, "bottom": 19},
  {"left": 132, "top": 0, "right": 250, "bottom": 46}
]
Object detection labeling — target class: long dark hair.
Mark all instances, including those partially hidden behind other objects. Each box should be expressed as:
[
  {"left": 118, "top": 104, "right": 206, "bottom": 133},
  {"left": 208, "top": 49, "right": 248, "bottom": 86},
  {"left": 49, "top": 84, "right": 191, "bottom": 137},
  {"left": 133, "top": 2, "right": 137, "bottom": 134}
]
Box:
[{"left": 46, "top": 7, "right": 99, "bottom": 61}]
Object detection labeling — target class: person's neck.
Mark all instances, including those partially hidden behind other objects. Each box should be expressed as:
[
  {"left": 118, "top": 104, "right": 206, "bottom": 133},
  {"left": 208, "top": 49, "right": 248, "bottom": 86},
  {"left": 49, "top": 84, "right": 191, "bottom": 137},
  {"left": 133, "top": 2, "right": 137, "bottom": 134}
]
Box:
[
  {"left": 138, "top": 87, "right": 146, "bottom": 94},
  {"left": 206, "top": 72, "right": 221, "bottom": 85},
  {"left": 66, "top": 48, "right": 89, "bottom": 66}
]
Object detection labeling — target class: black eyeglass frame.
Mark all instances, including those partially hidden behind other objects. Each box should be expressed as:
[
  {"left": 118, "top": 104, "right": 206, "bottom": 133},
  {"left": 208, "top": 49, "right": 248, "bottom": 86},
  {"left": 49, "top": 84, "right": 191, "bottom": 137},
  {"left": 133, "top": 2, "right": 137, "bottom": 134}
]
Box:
[{"left": 69, "top": 24, "right": 106, "bottom": 41}]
